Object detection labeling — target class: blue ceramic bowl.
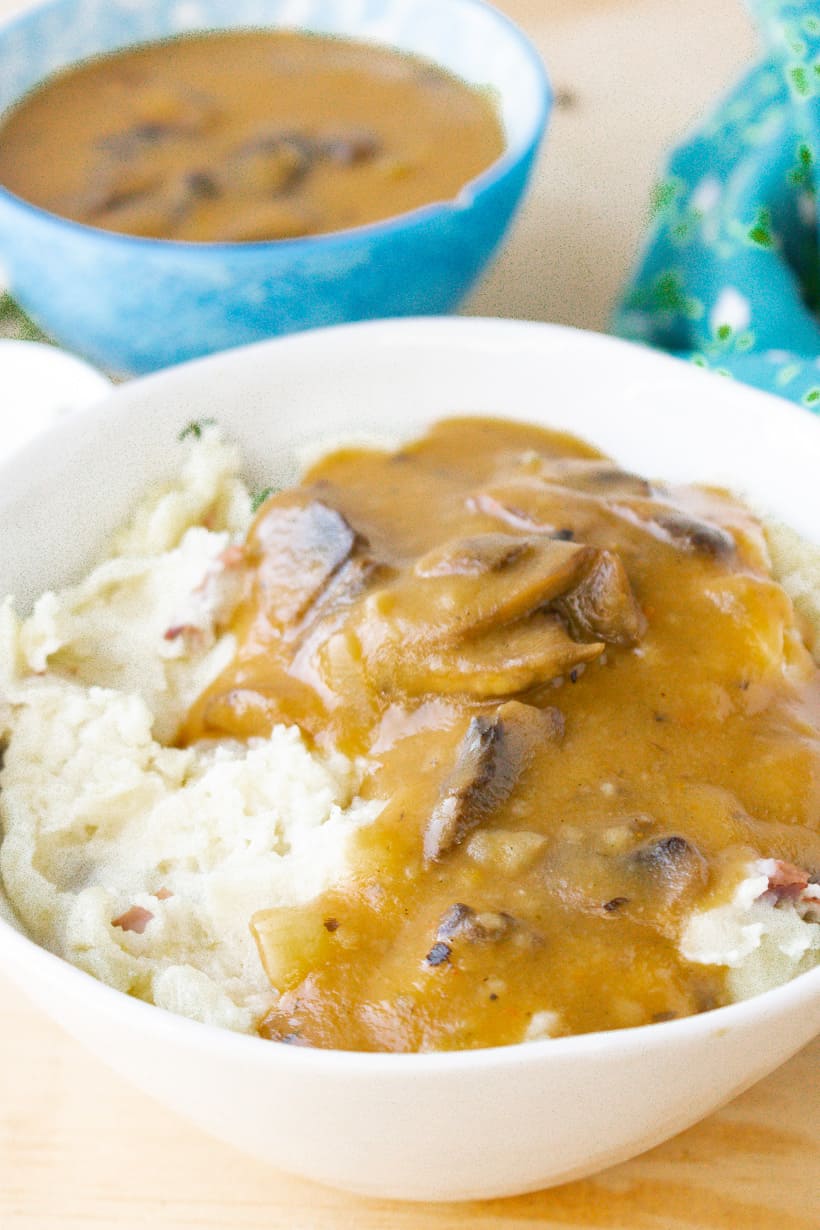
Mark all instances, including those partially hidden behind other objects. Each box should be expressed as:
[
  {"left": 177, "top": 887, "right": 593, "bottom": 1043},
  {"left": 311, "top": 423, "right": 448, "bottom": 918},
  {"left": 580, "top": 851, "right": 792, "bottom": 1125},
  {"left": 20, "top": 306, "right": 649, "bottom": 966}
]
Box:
[{"left": 0, "top": 0, "right": 550, "bottom": 375}]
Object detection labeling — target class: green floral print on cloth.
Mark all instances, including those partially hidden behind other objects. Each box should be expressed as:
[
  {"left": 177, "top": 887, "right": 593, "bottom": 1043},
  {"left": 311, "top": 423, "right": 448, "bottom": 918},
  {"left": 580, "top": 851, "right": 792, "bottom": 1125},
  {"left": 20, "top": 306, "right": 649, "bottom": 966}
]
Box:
[{"left": 615, "top": 0, "right": 820, "bottom": 410}]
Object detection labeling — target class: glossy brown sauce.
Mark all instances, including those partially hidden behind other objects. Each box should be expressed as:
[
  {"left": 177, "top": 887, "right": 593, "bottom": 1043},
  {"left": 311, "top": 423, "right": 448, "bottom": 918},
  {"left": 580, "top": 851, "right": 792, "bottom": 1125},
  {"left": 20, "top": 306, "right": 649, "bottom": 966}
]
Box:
[
  {"left": 182, "top": 418, "right": 820, "bottom": 1051},
  {"left": 0, "top": 32, "right": 505, "bottom": 241}
]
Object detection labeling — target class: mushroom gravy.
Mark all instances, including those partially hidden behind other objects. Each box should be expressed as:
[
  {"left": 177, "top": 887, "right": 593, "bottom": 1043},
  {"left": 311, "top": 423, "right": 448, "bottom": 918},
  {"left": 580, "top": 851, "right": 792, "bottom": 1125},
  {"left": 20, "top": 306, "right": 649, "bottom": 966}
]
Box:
[
  {"left": 0, "top": 31, "right": 505, "bottom": 242},
  {"left": 182, "top": 418, "right": 820, "bottom": 1051}
]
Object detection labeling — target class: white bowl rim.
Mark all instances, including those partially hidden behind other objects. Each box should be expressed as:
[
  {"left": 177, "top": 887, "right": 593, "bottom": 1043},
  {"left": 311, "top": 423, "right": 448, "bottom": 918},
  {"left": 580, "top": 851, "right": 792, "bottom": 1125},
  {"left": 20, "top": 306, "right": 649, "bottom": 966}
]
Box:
[
  {"left": 0, "top": 313, "right": 818, "bottom": 1073},
  {"left": 1, "top": 891, "right": 819, "bottom": 1072},
  {"left": 0, "top": 0, "right": 551, "bottom": 251}
]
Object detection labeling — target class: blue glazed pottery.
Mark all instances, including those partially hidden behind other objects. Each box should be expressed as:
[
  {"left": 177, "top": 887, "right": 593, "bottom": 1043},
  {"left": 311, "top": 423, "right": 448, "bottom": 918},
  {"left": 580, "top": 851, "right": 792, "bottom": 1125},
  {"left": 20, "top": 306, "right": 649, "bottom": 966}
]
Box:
[{"left": 0, "top": 0, "right": 550, "bottom": 375}]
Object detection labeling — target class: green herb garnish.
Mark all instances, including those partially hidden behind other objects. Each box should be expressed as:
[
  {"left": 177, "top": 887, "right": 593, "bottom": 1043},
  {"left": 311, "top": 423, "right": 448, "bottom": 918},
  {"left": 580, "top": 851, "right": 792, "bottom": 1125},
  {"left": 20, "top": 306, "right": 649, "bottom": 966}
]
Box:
[
  {"left": 178, "top": 417, "right": 217, "bottom": 441},
  {"left": 251, "top": 486, "right": 277, "bottom": 513}
]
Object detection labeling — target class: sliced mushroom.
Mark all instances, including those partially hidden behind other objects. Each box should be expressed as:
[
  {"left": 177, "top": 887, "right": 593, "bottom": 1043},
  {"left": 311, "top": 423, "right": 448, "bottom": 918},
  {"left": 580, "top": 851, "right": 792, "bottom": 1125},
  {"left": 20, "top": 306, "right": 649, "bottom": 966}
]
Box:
[
  {"left": 320, "top": 128, "right": 382, "bottom": 165},
  {"left": 436, "top": 902, "right": 515, "bottom": 943},
  {"left": 371, "top": 615, "right": 603, "bottom": 699},
  {"left": 162, "top": 169, "right": 222, "bottom": 224},
  {"left": 472, "top": 459, "right": 651, "bottom": 529},
  {"left": 252, "top": 499, "right": 360, "bottom": 626},
  {"left": 424, "top": 941, "right": 452, "bottom": 967},
  {"left": 409, "top": 533, "right": 597, "bottom": 638},
  {"left": 81, "top": 163, "right": 164, "bottom": 218},
  {"left": 470, "top": 487, "right": 552, "bottom": 533},
  {"left": 415, "top": 532, "right": 532, "bottom": 578},
  {"left": 424, "top": 701, "right": 564, "bottom": 861},
  {"left": 553, "top": 550, "right": 645, "bottom": 646},
  {"left": 433, "top": 904, "right": 544, "bottom": 957},
  {"left": 230, "top": 131, "right": 314, "bottom": 197},
  {"left": 316, "top": 553, "right": 389, "bottom": 617},
  {"left": 655, "top": 513, "right": 735, "bottom": 558},
  {"left": 546, "top": 459, "right": 653, "bottom": 498},
  {"left": 631, "top": 834, "right": 708, "bottom": 902}
]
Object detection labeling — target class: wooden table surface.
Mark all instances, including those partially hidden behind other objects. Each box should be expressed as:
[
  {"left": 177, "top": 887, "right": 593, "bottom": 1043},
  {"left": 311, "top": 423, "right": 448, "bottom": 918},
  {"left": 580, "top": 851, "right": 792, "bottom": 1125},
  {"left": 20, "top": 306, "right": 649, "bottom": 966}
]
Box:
[
  {"left": 1, "top": 977, "right": 818, "bottom": 1229},
  {"left": 2, "top": 1, "right": 818, "bottom": 1226}
]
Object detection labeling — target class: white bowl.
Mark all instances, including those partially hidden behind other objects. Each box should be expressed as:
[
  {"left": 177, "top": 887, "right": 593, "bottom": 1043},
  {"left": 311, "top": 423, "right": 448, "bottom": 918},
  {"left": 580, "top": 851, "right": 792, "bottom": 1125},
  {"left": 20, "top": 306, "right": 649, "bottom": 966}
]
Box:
[{"left": 0, "top": 318, "right": 818, "bottom": 1202}]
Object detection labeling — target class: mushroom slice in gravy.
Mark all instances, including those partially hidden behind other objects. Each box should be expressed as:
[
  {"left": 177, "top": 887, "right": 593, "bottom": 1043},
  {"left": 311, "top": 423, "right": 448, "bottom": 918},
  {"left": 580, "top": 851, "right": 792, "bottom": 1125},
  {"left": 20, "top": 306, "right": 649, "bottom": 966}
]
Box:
[{"left": 424, "top": 701, "right": 564, "bottom": 862}]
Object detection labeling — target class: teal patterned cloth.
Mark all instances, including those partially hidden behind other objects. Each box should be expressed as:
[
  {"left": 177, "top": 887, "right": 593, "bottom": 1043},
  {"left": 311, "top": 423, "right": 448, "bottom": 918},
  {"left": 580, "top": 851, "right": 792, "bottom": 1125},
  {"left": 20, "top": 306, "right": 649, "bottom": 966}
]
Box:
[{"left": 615, "top": 0, "right": 820, "bottom": 410}]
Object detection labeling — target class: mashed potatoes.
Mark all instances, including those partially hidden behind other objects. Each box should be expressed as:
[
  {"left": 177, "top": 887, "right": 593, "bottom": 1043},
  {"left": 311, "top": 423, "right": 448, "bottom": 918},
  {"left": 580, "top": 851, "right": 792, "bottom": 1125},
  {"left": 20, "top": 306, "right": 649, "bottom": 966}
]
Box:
[
  {"left": 0, "top": 429, "right": 380, "bottom": 1033},
  {"left": 0, "top": 427, "right": 817, "bottom": 1041}
]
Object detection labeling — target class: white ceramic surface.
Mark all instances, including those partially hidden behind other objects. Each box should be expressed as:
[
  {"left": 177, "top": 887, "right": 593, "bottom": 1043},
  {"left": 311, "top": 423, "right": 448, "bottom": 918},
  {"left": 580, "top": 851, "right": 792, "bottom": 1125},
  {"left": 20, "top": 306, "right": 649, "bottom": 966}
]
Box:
[
  {"left": 0, "top": 339, "right": 111, "bottom": 453},
  {"left": 0, "top": 318, "right": 817, "bottom": 1202}
]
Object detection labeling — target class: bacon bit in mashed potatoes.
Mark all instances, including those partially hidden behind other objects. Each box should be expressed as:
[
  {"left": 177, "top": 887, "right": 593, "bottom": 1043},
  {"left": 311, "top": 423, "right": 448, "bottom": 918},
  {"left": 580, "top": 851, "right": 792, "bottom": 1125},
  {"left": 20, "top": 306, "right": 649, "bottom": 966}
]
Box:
[{"left": 112, "top": 905, "right": 155, "bottom": 934}]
